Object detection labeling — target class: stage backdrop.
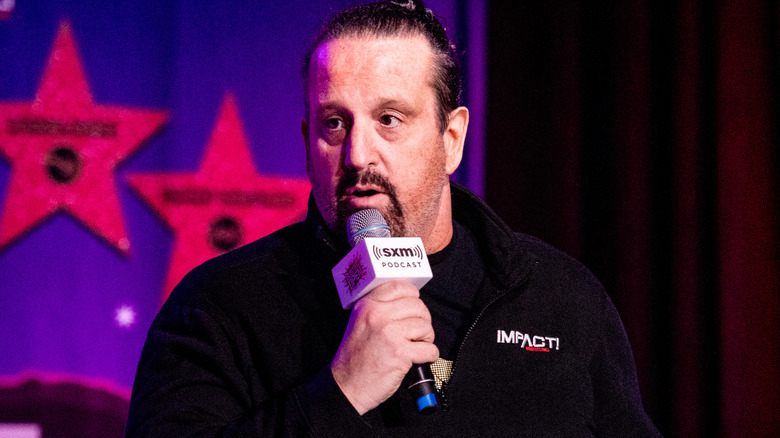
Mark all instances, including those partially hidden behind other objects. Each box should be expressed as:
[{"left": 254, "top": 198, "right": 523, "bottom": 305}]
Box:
[
  {"left": 0, "top": 1, "right": 486, "bottom": 434},
  {"left": 487, "top": 1, "right": 779, "bottom": 436}
]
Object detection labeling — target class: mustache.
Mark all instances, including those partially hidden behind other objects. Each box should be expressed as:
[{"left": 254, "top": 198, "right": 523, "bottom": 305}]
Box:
[
  {"left": 335, "top": 170, "right": 404, "bottom": 235},
  {"left": 336, "top": 170, "right": 396, "bottom": 200}
]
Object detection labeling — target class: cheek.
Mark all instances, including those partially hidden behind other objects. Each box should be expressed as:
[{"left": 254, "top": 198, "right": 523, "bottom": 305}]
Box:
[
  {"left": 308, "top": 145, "right": 341, "bottom": 186},
  {"left": 405, "top": 137, "right": 446, "bottom": 177}
]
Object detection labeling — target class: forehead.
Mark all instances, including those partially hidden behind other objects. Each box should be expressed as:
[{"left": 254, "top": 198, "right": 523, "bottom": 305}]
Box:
[{"left": 308, "top": 35, "right": 435, "bottom": 102}]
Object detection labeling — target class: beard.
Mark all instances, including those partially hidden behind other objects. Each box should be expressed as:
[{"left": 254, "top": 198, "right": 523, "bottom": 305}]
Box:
[{"left": 335, "top": 169, "right": 406, "bottom": 238}]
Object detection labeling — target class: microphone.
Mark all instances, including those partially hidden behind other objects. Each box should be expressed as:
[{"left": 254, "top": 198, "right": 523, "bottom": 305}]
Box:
[{"left": 332, "top": 209, "right": 438, "bottom": 414}]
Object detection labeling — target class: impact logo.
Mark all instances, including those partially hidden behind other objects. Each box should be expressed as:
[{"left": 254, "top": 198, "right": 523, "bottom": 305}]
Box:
[
  {"left": 371, "top": 244, "right": 424, "bottom": 260},
  {"left": 342, "top": 254, "right": 367, "bottom": 295},
  {"left": 496, "top": 330, "right": 560, "bottom": 352}
]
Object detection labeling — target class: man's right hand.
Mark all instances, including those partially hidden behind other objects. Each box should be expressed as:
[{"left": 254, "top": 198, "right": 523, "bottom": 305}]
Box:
[{"left": 330, "top": 280, "right": 439, "bottom": 415}]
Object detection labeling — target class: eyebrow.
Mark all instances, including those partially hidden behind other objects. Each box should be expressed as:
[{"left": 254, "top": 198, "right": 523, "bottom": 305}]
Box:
[
  {"left": 311, "top": 99, "right": 349, "bottom": 118},
  {"left": 374, "top": 98, "right": 419, "bottom": 117},
  {"left": 313, "top": 98, "right": 418, "bottom": 117}
]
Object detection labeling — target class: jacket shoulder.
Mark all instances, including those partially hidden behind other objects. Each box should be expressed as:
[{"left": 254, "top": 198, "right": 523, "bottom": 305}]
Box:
[{"left": 512, "top": 232, "right": 606, "bottom": 298}]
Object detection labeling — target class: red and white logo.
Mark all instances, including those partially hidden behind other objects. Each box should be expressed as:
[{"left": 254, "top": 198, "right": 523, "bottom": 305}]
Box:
[{"left": 496, "top": 330, "right": 560, "bottom": 352}]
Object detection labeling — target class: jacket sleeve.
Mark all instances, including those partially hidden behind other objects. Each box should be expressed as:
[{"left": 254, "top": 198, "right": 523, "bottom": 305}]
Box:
[
  {"left": 590, "top": 294, "right": 663, "bottom": 437},
  {"left": 125, "top": 302, "right": 373, "bottom": 437}
]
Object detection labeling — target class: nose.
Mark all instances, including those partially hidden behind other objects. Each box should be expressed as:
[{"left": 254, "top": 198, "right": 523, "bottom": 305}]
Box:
[{"left": 342, "top": 121, "right": 376, "bottom": 171}]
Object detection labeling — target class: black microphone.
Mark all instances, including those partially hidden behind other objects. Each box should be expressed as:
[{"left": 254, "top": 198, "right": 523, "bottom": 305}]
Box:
[{"left": 334, "top": 209, "right": 438, "bottom": 414}]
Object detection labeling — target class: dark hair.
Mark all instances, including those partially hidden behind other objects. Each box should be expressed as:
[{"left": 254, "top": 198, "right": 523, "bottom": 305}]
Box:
[{"left": 302, "top": 0, "right": 461, "bottom": 132}]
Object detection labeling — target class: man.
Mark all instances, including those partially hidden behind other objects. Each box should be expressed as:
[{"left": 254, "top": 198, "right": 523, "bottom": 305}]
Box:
[{"left": 127, "top": 1, "right": 661, "bottom": 436}]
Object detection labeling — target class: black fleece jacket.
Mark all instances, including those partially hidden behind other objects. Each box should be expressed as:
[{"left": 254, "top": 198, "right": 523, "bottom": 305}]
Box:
[{"left": 126, "top": 183, "right": 661, "bottom": 437}]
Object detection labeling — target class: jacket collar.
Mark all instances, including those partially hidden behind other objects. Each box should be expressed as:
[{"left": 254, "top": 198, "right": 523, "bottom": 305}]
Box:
[
  {"left": 449, "top": 182, "right": 536, "bottom": 292},
  {"left": 304, "top": 194, "right": 351, "bottom": 256}
]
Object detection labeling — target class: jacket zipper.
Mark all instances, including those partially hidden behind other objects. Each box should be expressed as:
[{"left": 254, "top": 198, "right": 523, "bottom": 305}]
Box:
[
  {"left": 439, "top": 288, "right": 508, "bottom": 411},
  {"left": 439, "top": 260, "right": 538, "bottom": 410}
]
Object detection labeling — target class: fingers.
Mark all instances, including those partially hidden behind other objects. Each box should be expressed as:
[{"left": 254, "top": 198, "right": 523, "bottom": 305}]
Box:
[
  {"left": 406, "top": 337, "right": 440, "bottom": 365},
  {"left": 363, "top": 280, "right": 420, "bottom": 302},
  {"left": 331, "top": 280, "right": 438, "bottom": 414},
  {"left": 352, "top": 284, "right": 434, "bottom": 344},
  {"left": 371, "top": 311, "right": 435, "bottom": 347},
  {"left": 355, "top": 295, "right": 431, "bottom": 329}
]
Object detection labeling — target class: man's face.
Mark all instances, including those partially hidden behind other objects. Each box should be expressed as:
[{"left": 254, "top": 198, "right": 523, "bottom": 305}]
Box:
[{"left": 304, "top": 34, "right": 460, "bottom": 244}]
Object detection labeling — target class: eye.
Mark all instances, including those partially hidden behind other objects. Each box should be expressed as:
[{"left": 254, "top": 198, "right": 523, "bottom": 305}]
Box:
[
  {"left": 379, "top": 114, "right": 400, "bottom": 127},
  {"left": 324, "top": 117, "right": 345, "bottom": 130},
  {"left": 320, "top": 116, "right": 348, "bottom": 145}
]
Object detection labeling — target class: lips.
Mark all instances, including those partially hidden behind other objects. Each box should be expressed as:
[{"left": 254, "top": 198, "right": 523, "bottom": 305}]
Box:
[
  {"left": 335, "top": 171, "right": 397, "bottom": 214},
  {"left": 340, "top": 185, "right": 389, "bottom": 212},
  {"left": 345, "top": 185, "right": 384, "bottom": 198}
]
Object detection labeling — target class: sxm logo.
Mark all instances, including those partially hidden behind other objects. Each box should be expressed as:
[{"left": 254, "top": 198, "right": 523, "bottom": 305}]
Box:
[
  {"left": 496, "top": 330, "right": 560, "bottom": 352},
  {"left": 371, "top": 244, "right": 424, "bottom": 260}
]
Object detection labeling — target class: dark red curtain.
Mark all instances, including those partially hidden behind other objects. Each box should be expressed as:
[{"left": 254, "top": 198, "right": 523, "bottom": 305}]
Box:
[{"left": 486, "top": 1, "right": 779, "bottom": 436}]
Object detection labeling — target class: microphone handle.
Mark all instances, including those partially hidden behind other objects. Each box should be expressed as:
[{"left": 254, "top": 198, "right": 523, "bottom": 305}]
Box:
[{"left": 404, "top": 363, "right": 438, "bottom": 414}]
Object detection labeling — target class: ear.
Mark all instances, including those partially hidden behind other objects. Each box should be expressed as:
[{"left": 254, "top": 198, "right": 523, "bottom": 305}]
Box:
[{"left": 443, "top": 106, "right": 469, "bottom": 175}]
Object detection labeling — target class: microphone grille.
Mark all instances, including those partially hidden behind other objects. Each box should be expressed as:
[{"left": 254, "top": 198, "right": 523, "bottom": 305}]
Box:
[{"left": 347, "top": 209, "right": 391, "bottom": 247}]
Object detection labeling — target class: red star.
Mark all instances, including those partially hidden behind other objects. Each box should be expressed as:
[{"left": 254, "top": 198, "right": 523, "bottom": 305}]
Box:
[
  {"left": 0, "top": 21, "right": 168, "bottom": 254},
  {"left": 127, "top": 94, "right": 311, "bottom": 302}
]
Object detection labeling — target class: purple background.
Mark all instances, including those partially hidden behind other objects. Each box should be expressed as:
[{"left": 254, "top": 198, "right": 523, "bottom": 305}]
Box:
[{"left": 0, "top": 0, "right": 485, "bottom": 395}]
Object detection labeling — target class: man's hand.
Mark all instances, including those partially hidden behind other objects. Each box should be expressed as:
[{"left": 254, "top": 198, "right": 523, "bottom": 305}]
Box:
[{"left": 331, "top": 280, "right": 439, "bottom": 415}]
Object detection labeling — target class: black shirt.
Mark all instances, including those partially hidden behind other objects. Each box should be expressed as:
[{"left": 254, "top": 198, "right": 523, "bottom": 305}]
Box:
[{"left": 421, "top": 220, "right": 486, "bottom": 360}]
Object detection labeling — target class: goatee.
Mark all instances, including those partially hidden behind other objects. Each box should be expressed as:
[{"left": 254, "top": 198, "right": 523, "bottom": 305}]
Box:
[{"left": 335, "top": 170, "right": 405, "bottom": 238}]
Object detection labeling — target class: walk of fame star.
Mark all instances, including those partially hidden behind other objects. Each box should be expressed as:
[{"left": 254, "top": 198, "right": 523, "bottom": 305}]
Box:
[
  {"left": 0, "top": 21, "right": 168, "bottom": 254},
  {"left": 127, "top": 93, "right": 311, "bottom": 302}
]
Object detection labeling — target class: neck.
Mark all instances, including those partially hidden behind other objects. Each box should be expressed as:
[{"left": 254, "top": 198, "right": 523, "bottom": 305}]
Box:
[{"left": 421, "top": 183, "right": 454, "bottom": 254}]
